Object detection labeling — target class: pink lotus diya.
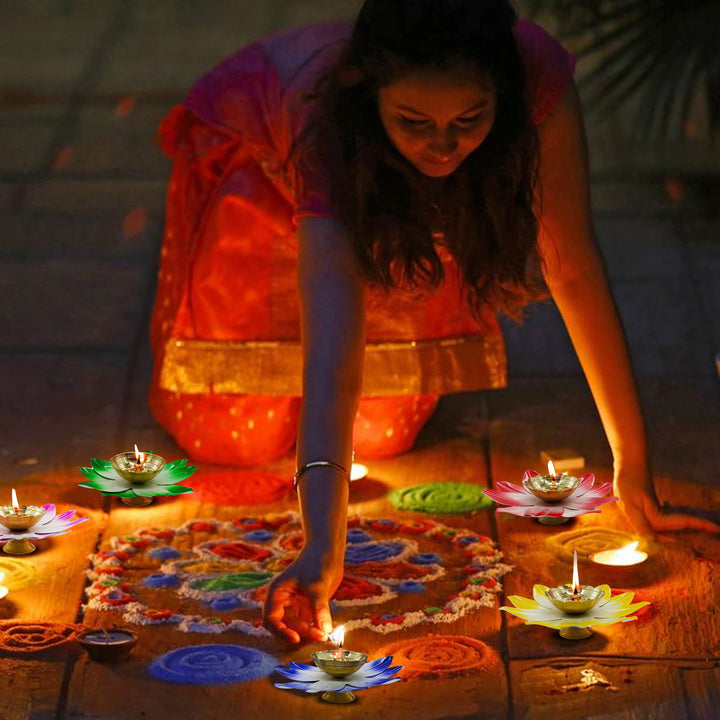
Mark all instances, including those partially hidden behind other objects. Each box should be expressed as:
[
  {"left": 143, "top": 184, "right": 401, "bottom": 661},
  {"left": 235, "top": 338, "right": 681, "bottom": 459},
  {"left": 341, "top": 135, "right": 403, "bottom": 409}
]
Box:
[
  {"left": 0, "top": 494, "right": 88, "bottom": 555},
  {"left": 483, "top": 466, "right": 617, "bottom": 525}
]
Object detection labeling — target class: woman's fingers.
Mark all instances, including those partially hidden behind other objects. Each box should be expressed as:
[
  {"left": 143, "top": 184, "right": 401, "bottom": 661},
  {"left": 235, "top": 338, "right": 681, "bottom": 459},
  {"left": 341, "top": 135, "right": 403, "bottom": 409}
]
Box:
[
  {"left": 645, "top": 501, "right": 720, "bottom": 533},
  {"left": 263, "top": 581, "right": 302, "bottom": 644},
  {"left": 312, "top": 600, "right": 333, "bottom": 639},
  {"left": 619, "top": 497, "right": 656, "bottom": 538}
]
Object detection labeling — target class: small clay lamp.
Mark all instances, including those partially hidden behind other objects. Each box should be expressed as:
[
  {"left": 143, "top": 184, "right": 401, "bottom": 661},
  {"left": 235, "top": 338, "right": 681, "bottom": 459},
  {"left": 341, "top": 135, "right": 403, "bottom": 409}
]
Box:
[
  {"left": 589, "top": 540, "right": 649, "bottom": 584},
  {"left": 311, "top": 626, "right": 367, "bottom": 704},
  {"left": 0, "top": 489, "right": 47, "bottom": 554},
  {"left": 78, "top": 627, "right": 137, "bottom": 661},
  {"left": 111, "top": 445, "right": 166, "bottom": 506},
  {"left": 590, "top": 540, "right": 648, "bottom": 567},
  {"left": 545, "top": 551, "right": 604, "bottom": 639}
]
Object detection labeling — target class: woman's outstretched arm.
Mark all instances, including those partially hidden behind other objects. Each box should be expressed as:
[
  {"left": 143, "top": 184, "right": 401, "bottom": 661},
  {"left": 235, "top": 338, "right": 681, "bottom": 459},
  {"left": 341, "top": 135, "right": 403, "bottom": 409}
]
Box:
[
  {"left": 263, "top": 216, "right": 366, "bottom": 643},
  {"left": 537, "top": 82, "right": 719, "bottom": 536}
]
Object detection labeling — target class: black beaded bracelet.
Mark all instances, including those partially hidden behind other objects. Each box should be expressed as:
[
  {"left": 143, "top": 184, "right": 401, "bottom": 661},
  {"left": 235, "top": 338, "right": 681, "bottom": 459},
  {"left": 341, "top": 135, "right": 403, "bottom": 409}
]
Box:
[{"left": 293, "top": 461, "right": 349, "bottom": 492}]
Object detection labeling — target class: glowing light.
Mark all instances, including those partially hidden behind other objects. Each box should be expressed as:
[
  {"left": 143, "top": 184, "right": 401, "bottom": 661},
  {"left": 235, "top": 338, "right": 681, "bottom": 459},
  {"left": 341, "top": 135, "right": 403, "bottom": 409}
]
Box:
[
  {"left": 571, "top": 550, "right": 580, "bottom": 595},
  {"left": 350, "top": 463, "right": 368, "bottom": 481},
  {"left": 329, "top": 625, "right": 345, "bottom": 648},
  {"left": 133, "top": 444, "right": 146, "bottom": 471},
  {"left": 547, "top": 460, "right": 556, "bottom": 478},
  {"left": 11, "top": 489, "right": 19, "bottom": 514},
  {"left": 591, "top": 541, "right": 648, "bottom": 567}
]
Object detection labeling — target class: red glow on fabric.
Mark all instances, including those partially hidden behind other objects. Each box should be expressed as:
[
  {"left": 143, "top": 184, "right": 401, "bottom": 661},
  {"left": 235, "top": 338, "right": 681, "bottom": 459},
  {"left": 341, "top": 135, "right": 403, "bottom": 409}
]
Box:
[{"left": 191, "top": 470, "right": 292, "bottom": 505}]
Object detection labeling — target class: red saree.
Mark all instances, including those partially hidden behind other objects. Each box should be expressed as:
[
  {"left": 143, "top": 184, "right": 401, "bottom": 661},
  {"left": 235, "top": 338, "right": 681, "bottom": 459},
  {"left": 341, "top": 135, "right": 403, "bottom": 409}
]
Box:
[{"left": 149, "top": 20, "right": 575, "bottom": 464}]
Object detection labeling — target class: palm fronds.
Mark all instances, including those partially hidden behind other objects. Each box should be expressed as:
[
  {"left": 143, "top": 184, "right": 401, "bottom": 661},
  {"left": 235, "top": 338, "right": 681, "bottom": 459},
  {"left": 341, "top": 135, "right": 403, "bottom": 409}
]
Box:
[{"left": 525, "top": 0, "right": 720, "bottom": 139}]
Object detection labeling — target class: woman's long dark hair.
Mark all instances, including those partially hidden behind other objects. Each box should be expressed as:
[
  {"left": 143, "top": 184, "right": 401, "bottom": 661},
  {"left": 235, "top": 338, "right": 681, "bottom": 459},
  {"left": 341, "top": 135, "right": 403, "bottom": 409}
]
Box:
[{"left": 296, "top": 0, "right": 544, "bottom": 320}]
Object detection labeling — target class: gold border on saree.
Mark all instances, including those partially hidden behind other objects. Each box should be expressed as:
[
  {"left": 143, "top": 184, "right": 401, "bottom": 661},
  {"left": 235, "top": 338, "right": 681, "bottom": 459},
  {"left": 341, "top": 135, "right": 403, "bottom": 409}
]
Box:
[{"left": 159, "top": 334, "right": 506, "bottom": 396}]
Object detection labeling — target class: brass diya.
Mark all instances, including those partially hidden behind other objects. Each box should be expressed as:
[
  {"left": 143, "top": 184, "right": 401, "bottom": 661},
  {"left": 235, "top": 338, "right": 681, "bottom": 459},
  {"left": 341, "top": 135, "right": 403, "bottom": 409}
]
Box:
[{"left": 311, "top": 650, "right": 368, "bottom": 704}]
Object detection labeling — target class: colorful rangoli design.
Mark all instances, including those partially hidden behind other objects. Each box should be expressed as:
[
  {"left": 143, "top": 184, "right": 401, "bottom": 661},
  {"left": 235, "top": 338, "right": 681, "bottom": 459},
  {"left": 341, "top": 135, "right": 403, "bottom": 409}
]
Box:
[
  {"left": 546, "top": 528, "right": 639, "bottom": 561},
  {"left": 149, "top": 644, "right": 278, "bottom": 684},
  {"left": 0, "top": 621, "right": 81, "bottom": 654},
  {"left": 0, "top": 558, "right": 39, "bottom": 590},
  {"left": 389, "top": 482, "right": 494, "bottom": 514},
  {"left": 378, "top": 634, "right": 499, "bottom": 679},
  {"left": 86, "top": 513, "right": 511, "bottom": 636}
]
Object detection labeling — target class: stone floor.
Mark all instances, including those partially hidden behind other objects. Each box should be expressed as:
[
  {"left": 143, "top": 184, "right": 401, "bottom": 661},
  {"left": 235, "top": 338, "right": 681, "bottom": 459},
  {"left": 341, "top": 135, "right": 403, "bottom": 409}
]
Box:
[{"left": 1, "top": 3, "right": 719, "bottom": 720}]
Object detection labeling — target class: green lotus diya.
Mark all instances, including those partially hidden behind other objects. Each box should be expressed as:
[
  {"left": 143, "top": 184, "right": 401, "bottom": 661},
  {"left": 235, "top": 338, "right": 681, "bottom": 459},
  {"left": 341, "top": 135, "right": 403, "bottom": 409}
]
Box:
[{"left": 78, "top": 450, "right": 197, "bottom": 506}]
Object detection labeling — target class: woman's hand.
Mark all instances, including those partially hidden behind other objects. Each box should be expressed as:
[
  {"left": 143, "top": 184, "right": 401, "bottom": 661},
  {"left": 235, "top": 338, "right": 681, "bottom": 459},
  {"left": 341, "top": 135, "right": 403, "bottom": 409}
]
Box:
[
  {"left": 614, "top": 464, "right": 720, "bottom": 537},
  {"left": 263, "top": 543, "right": 344, "bottom": 645}
]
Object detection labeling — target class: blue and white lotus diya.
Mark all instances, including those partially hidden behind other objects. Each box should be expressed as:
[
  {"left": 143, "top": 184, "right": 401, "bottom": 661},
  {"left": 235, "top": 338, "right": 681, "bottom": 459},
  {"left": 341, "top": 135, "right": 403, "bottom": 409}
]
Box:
[{"left": 275, "top": 654, "right": 402, "bottom": 704}]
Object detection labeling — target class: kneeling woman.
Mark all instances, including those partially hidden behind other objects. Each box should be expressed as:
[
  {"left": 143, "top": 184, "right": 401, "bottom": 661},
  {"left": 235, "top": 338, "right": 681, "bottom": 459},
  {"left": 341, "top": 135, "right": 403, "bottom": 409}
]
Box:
[{"left": 150, "top": 0, "right": 718, "bottom": 643}]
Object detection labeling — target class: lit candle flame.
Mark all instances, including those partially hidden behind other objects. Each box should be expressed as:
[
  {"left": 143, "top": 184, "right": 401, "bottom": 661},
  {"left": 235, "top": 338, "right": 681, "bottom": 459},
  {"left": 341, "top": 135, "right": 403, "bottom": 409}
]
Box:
[
  {"left": 329, "top": 625, "right": 345, "bottom": 648},
  {"left": 11, "top": 488, "right": 19, "bottom": 514},
  {"left": 571, "top": 550, "right": 580, "bottom": 595},
  {"left": 547, "top": 460, "right": 556, "bottom": 478},
  {"left": 133, "top": 444, "right": 145, "bottom": 468}
]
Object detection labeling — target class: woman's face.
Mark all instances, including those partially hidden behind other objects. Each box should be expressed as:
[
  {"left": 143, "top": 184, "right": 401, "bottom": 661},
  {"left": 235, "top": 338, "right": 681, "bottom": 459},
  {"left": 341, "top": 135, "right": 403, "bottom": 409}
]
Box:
[{"left": 377, "top": 67, "right": 496, "bottom": 178}]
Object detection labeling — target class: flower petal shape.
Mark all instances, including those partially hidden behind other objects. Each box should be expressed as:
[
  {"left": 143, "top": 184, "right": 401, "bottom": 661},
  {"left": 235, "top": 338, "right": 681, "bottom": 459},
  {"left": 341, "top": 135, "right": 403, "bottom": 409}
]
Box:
[
  {"left": 484, "top": 472, "right": 617, "bottom": 519},
  {"left": 78, "top": 457, "right": 196, "bottom": 499},
  {"left": 274, "top": 657, "right": 402, "bottom": 695},
  {"left": 482, "top": 486, "right": 537, "bottom": 507},
  {"left": 0, "top": 505, "right": 88, "bottom": 543},
  {"left": 501, "top": 585, "right": 649, "bottom": 630}
]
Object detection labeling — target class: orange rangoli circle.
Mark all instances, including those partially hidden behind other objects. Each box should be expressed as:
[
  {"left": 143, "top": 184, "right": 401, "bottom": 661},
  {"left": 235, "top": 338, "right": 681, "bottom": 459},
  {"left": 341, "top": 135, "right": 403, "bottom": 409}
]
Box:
[
  {"left": 0, "top": 621, "right": 80, "bottom": 654},
  {"left": 379, "top": 634, "right": 497, "bottom": 679},
  {"left": 547, "top": 528, "right": 639, "bottom": 561}
]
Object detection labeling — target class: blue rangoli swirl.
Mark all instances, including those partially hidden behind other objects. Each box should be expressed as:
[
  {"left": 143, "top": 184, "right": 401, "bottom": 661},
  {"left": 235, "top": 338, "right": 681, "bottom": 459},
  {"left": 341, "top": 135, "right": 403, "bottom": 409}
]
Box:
[
  {"left": 344, "top": 541, "right": 405, "bottom": 565},
  {"left": 148, "top": 644, "right": 277, "bottom": 684}
]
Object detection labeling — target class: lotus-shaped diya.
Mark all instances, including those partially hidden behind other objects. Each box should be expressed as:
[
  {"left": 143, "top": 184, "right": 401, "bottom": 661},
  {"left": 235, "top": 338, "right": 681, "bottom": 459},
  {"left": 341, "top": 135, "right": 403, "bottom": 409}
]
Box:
[
  {"left": 502, "top": 583, "right": 649, "bottom": 639},
  {"left": 78, "top": 451, "right": 196, "bottom": 506},
  {"left": 275, "top": 655, "right": 402, "bottom": 704},
  {"left": 482, "top": 466, "right": 617, "bottom": 524},
  {"left": 0, "top": 504, "right": 88, "bottom": 555}
]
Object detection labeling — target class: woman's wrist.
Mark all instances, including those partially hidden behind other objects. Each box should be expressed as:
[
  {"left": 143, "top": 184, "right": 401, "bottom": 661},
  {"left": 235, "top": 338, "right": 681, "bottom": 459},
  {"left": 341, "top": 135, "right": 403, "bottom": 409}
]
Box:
[
  {"left": 297, "top": 465, "right": 349, "bottom": 554},
  {"left": 612, "top": 444, "right": 648, "bottom": 472}
]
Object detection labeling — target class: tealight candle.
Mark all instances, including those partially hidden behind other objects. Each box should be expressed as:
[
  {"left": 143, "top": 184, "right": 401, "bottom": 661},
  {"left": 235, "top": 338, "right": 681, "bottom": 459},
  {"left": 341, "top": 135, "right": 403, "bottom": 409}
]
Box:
[
  {"left": 524, "top": 461, "right": 580, "bottom": 503},
  {"left": 110, "top": 445, "right": 166, "bottom": 483},
  {"left": 311, "top": 625, "right": 367, "bottom": 704},
  {"left": 590, "top": 541, "right": 648, "bottom": 567}
]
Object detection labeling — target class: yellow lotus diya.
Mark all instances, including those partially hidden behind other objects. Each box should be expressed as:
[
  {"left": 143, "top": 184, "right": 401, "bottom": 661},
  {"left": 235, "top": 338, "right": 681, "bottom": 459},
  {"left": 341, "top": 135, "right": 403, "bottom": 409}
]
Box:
[{"left": 501, "top": 551, "right": 650, "bottom": 640}]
